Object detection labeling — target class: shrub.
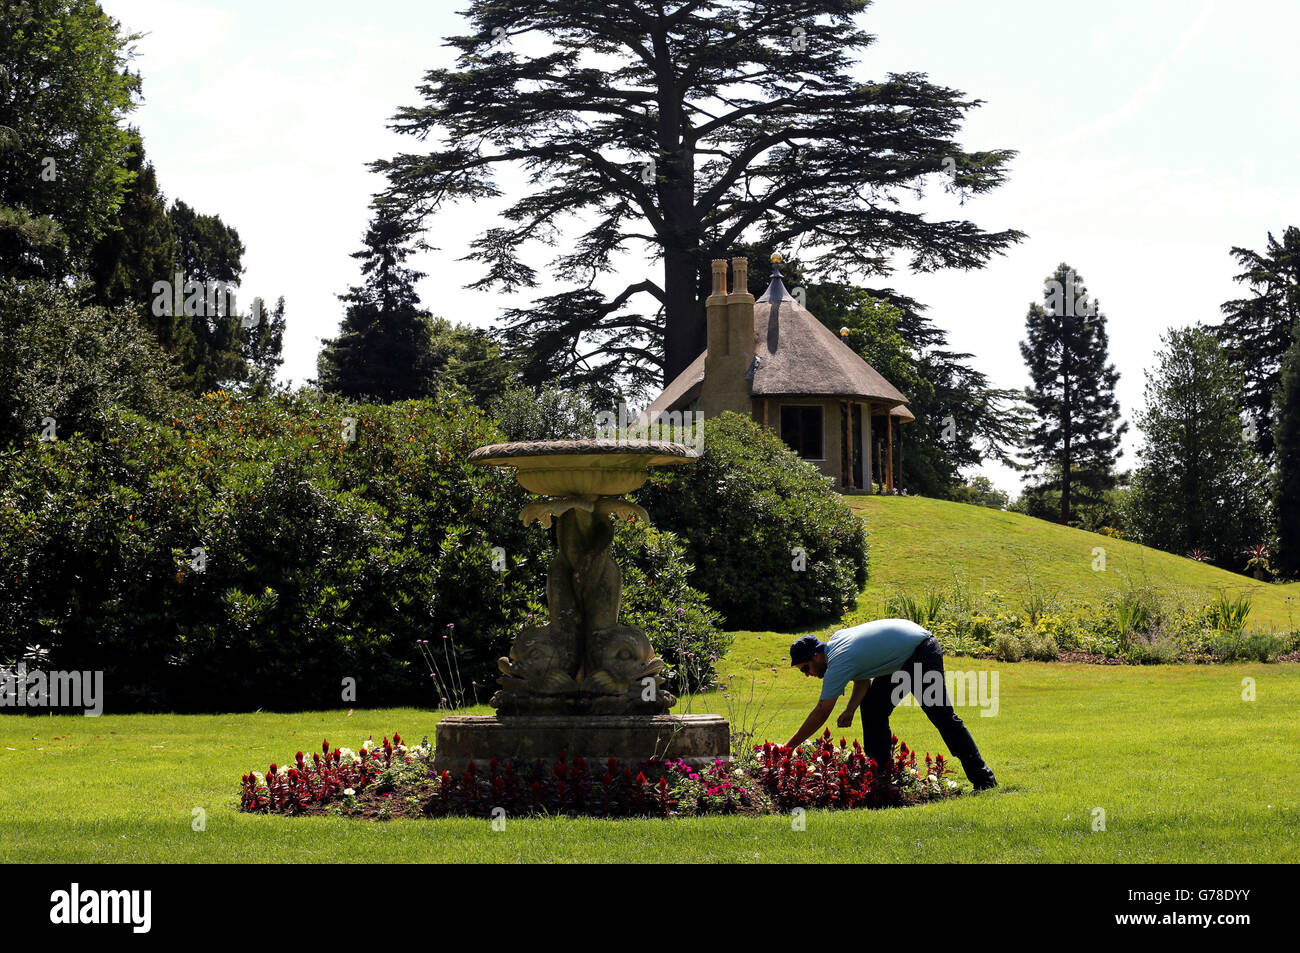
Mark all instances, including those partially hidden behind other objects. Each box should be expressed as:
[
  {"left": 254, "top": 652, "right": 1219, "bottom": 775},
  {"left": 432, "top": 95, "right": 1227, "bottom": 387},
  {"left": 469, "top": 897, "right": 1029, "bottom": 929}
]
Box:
[
  {"left": 887, "top": 589, "right": 941, "bottom": 626},
  {"left": 636, "top": 412, "right": 869, "bottom": 630},
  {"left": 614, "top": 518, "right": 728, "bottom": 692},
  {"left": 488, "top": 385, "right": 597, "bottom": 441},
  {"left": 1206, "top": 591, "right": 1252, "bottom": 633},
  {"left": 1125, "top": 633, "right": 1181, "bottom": 665},
  {"left": 1021, "top": 631, "right": 1060, "bottom": 661},
  {"left": 0, "top": 390, "right": 720, "bottom": 710},
  {"left": 0, "top": 279, "right": 182, "bottom": 444},
  {"left": 1208, "top": 631, "right": 1284, "bottom": 663},
  {"left": 993, "top": 633, "right": 1024, "bottom": 662}
]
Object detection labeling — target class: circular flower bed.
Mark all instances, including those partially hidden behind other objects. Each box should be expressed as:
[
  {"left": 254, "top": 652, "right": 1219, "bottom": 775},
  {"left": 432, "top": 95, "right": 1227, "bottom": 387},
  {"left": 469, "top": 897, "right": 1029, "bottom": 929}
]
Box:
[{"left": 239, "top": 730, "right": 963, "bottom": 820}]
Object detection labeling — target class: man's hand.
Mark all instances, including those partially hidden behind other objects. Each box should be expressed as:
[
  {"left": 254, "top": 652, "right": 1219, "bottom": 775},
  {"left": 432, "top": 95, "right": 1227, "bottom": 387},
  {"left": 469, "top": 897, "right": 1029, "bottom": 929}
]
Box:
[
  {"left": 836, "top": 708, "right": 856, "bottom": 729},
  {"left": 785, "top": 698, "right": 837, "bottom": 749}
]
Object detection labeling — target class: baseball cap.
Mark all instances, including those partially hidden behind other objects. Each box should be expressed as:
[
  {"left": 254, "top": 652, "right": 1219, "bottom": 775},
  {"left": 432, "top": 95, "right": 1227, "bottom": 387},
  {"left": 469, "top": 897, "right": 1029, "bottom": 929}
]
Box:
[{"left": 789, "top": 635, "right": 824, "bottom": 666}]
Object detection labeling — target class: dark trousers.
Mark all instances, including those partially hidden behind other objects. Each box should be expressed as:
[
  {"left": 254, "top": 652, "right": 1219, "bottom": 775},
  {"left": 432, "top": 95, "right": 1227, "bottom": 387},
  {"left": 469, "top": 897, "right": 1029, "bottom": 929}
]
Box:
[{"left": 861, "top": 635, "right": 997, "bottom": 789}]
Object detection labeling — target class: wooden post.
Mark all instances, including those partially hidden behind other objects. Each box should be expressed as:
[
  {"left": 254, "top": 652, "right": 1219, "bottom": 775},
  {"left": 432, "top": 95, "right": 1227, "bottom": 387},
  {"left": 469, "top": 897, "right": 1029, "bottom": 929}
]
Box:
[
  {"left": 897, "top": 421, "right": 903, "bottom": 491},
  {"left": 763, "top": 397, "right": 769, "bottom": 429},
  {"left": 886, "top": 415, "right": 895, "bottom": 493},
  {"left": 864, "top": 403, "right": 873, "bottom": 493},
  {"left": 844, "top": 401, "right": 855, "bottom": 489}
]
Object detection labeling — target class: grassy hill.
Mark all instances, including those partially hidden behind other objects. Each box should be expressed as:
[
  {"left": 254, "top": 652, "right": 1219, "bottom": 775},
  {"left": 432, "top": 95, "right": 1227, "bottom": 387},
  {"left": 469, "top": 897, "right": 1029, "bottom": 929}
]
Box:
[{"left": 838, "top": 495, "right": 1299, "bottom": 631}]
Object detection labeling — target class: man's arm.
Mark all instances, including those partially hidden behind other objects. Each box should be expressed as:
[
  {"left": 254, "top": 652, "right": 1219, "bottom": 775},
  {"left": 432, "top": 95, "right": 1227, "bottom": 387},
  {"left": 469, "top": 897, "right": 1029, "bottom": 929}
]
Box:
[
  {"left": 784, "top": 698, "right": 837, "bottom": 749},
  {"left": 836, "top": 679, "right": 872, "bottom": 728}
]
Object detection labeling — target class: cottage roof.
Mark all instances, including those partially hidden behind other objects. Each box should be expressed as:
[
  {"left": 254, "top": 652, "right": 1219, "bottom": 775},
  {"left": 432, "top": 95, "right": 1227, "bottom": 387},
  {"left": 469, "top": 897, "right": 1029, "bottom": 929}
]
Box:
[
  {"left": 750, "top": 266, "right": 908, "bottom": 405},
  {"left": 644, "top": 257, "right": 910, "bottom": 420}
]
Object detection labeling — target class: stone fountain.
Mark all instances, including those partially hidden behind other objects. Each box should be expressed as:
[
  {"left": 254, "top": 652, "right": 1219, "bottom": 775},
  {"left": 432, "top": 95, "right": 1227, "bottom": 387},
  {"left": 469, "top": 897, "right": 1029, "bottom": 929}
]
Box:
[{"left": 432, "top": 438, "right": 730, "bottom": 774}]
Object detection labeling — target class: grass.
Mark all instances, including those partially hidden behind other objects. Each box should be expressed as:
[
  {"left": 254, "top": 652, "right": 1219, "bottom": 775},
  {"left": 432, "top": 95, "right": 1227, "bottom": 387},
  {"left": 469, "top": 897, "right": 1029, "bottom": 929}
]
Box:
[
  {"left": 5, "top": 494, "right": 1297, "bottom": 862},
  {"left": 841, "top": 495, "right": 1300, "bottom": 631},
  {"left": 4, "top": 655, "right": 1297, "bottom": 862}
]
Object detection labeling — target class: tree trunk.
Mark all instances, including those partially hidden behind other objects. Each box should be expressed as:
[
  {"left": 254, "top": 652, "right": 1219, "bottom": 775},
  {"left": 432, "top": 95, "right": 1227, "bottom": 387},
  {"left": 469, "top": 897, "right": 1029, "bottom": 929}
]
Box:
[{"left": 662, "top": 243, "right": 704, "bottom": 386}]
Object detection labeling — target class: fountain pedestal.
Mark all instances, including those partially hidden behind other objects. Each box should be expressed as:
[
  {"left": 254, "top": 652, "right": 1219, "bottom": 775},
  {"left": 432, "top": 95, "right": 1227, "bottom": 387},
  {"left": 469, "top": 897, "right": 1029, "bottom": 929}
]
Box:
[
  {"left": 433, "top": 713, "right": 730, "bottom": 776},
  {"left": 433, "top": 439, "right": 730, "bottom": 774}
]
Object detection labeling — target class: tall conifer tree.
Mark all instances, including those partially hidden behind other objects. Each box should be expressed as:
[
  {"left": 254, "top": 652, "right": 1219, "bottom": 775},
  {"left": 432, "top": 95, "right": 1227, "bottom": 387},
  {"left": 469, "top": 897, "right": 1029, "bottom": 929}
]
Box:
[
  {"left": 1019, "top": 263, "right": 1127, "bottom": 524},
  {"left": 317, "top": 210, "right": 435, "bottom": 401},
  {"left": 1273, "top": 321, "right": 1300, "bottom": 576},
  {"left": 1216, "top": 226, "right": 1300, "bottom": 459}
]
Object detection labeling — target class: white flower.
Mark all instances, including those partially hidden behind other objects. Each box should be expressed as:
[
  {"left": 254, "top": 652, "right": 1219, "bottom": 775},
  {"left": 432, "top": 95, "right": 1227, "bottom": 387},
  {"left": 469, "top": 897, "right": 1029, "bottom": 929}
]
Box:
[
  {"left": 343, "top": 787, "right": 355, "bottom": 797},
  {"left": 927, "top": 774, "right": 937, "bottom": 783},
  {"left": 336, "top": 747, "right": 360, "bottom": 764},
  {"left": 946, "top": 780, "right": 959, "bottom": 791},
  {"left": 909, "top": 767, "right": 919, "bottom": 777}
]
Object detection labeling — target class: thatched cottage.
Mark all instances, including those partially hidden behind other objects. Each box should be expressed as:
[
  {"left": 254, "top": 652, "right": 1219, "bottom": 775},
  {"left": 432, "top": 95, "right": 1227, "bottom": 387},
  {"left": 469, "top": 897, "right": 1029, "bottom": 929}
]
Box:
[{"left": 643, "top": 254, "right": 913, "bottom": 491}]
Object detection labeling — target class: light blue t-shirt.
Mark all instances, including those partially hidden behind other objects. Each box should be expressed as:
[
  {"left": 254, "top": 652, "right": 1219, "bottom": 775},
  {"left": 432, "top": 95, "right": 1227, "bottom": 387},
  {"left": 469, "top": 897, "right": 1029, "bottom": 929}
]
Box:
[{"left": 818, "top": 619, "right": 930, "bottom": 701}]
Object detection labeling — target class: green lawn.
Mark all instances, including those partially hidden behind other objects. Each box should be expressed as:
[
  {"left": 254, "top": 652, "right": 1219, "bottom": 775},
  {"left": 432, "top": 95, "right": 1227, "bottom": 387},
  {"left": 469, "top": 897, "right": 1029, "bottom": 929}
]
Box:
[
  {"left": 5, "top": 658, "right": 1297, "bottom": 862},
  {"left": 6, "top": 495, "right": 1297, "bottom": 863},
  {"left": 842, "top": 495, "right": 1300, "bottom": 631}
]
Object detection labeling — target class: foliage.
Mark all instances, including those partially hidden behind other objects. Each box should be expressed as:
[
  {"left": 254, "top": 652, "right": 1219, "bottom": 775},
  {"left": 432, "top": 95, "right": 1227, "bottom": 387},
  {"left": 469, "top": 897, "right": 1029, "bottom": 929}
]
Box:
[
  {"left": 614, "top": 518, "right": 729, "bottom": 693},
  {"left": 1273, "top": 320, "right": 1300, "bottom": 576},
  {"left": 1214, "top": 225, "right": 1300, "bottom": 459},
  {"left": 316, "top": 209, "right": 437, "bottom": 401},
  {"left": 949, "top": 476, "right": 1010, "bottom": 510},
  {"left": 1010, "top": 478, "right": 1130, "bottom": 534},
  {"left": 1018, "top": 264, "right": 1128, "bottom": 524},
  {"left": 0, "top": 279, "right": 182, "bottom": 444},
  {"left": 0, "top": 0, "right": 141, "bottom": 279},
  {"left": 0, "top": 390, "right": 719, "bottom": 710},
  {"left": 374, "top": 0, "right": 1022, "bottom": 396},
  {"left": 1206, "top": 591, "right": 1252, "bottom": 634},
  {"left": 488, "top": 385, "right": 598, "bottom": 441},
  {"left": 1126, "top": 326, "right": 1270, "bottom": 569},
  {"left": 238, "top": 729, "right": 961, "bottom": 819},
  {"left": 879, "top": 582, "right": 1285, "bottom": 664},
  {"left": 637, "top": 412, "right": 869, "bottom": 629},
  {"left": 425, "top": 316, "right": 515, "bottom": 408}
]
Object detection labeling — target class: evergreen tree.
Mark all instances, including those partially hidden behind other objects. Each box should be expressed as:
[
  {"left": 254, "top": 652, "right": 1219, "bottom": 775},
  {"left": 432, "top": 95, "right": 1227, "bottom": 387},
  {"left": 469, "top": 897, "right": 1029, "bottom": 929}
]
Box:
[
  {"left": 317, "top": 211, "right": 436, "bottom": 401},
  {"left": 425, "top": 317, "right": 515, "bottom": 407},
  {"left": 1215, "top": 226, "right": 1300, "bottom": 459},
  {"left": 376, "top": 0, "right": 1023, "bottom": 396},
  {"left": 239, "top": 295, "right": 287, "bottom": 397},
  {"left": 159, "top": 200, "right": 248, "bottom": 392},
  {"left": 1128, "top": 326, "right": 1269, "bottom": 568},
  {"left": 1019, "top": 263, "right": 1127, "bottom": 524},
  {"left": 88, "top": 132, "right": 191, "bottom": 354},
  {"left": 1273, "top": 321, "right": 1300, "bottom": 576},
  {"left": 0, "top": 0, "right": 140, "bottom": 279}
]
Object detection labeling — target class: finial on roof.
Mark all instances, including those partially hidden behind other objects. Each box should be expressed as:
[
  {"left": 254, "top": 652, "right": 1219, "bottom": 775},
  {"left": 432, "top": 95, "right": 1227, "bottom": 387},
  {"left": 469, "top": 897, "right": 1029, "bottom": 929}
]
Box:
[
  {"left": 758, "top": 252, "right": 792, "bottom": 303},
  {"left": 840, "top": 326, "right": 850, "bottom": 339}
]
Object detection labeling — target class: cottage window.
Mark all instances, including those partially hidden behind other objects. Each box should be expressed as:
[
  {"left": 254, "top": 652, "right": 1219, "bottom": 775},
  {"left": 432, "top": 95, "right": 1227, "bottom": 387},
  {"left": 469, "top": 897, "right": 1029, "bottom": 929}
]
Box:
[{"left": 780, "top": 405, "right": 823, "bottom": 460}]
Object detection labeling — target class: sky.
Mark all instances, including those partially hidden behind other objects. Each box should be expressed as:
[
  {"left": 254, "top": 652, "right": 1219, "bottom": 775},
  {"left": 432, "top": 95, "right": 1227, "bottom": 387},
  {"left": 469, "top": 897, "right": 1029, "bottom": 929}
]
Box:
[{"left": 98, "top": 0, "right": 1300, "bottom": 494}]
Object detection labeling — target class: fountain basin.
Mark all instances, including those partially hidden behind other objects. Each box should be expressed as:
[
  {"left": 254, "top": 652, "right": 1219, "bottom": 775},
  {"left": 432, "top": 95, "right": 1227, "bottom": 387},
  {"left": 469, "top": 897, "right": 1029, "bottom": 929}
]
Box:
[{"left": 467, "top": 438, "right": 694, "bottom": 496}]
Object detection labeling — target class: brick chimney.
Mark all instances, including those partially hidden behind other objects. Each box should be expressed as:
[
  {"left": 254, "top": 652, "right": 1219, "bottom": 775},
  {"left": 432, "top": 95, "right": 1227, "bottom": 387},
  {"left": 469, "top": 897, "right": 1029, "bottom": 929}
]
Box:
[{"left": 700, "top": 256, "right": 756, "bottom": 417}]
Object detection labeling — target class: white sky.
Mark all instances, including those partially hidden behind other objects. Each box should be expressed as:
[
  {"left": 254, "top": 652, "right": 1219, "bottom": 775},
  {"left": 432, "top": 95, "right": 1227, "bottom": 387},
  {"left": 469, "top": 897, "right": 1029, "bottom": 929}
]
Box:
[{"left": 99, "top": 0, "right": 1300, "bottom": 494}]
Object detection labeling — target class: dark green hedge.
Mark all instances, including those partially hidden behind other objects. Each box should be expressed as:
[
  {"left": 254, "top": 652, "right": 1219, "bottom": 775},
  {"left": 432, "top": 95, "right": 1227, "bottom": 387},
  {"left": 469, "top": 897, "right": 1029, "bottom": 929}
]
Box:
[{"left": 0, "top": 390, "right": 721, "bottom": 711}]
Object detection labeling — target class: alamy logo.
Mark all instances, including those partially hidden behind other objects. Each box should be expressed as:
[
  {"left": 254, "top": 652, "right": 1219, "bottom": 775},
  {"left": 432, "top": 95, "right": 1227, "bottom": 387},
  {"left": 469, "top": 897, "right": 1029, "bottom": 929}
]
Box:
[
  {"left": 49, "top": 883, "right": 151, "bottom": 933},
  {"left": 0, "top": 664, "right": 103, "bottom": 716},
  {"left": 889, "top": 664, "right": 1000, "bottom": 717}
]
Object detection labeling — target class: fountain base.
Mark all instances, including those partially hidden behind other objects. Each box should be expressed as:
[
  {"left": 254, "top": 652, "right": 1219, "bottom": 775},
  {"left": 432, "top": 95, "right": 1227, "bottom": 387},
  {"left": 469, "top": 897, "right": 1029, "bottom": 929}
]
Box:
[{"left": 432, "top": 713, "right": 730, "bottom": 775}]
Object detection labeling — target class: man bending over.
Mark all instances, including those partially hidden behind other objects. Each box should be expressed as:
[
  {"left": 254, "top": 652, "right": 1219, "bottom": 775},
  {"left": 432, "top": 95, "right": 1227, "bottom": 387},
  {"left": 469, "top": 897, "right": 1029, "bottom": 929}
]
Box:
[{"left": 786, "top": 618, "right": 997, "bottom": 790}]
